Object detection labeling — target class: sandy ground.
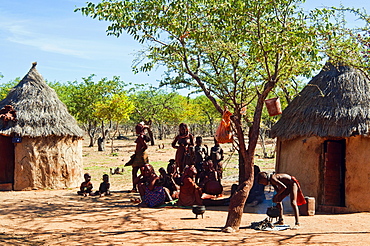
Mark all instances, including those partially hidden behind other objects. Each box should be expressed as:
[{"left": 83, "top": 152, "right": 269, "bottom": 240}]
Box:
[{"left": 0, "top": 138, "right": 370, "bottom": 245}]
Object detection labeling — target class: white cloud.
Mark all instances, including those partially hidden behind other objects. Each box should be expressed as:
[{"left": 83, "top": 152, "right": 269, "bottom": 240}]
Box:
[{"left": 0, "top": 14, "right": 138, "bottom": 60}]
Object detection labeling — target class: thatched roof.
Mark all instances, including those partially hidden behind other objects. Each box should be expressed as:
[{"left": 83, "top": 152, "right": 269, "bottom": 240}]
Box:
[
  {"left": 271, "top": 63, "right": 370, "bottom": 140},
  {"left": 0, "top": 63, "right": 84, "bottom": 138}
]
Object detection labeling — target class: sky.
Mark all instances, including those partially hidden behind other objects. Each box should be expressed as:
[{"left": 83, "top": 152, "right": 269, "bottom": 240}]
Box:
[{"left": 0, "top": 0, "right": 369, "bottom": 91}]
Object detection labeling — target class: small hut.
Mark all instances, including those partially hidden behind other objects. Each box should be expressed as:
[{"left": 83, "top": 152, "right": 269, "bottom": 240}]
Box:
[
  {"left": 0, "top": 63, "right": 84, "bottom": 191},
  {"left": 271, "top": 62, "right": 370, "bottom": 213}
]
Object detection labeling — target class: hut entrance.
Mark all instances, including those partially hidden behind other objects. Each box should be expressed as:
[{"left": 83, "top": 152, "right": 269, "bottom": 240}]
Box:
[
  {"left": 321, "top": 139, "right": 346, "bottom": 207},
  {"left": 0, "top": 135, "right": 15, "bottom": 190}
]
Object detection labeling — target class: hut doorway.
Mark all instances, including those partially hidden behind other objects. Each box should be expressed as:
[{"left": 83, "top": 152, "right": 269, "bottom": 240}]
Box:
[
  {"left": 0, "top": 135, "right": 15, "bottom": 189},
  {"left": 321, "top": 139, "right": 346, "bottom": 207}
]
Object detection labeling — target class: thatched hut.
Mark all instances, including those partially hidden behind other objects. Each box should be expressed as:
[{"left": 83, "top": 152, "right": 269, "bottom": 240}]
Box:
[
  {"left": 0, "top": 63, "right": 84, "bottom": 191},
  {"left": 271, "top": 62, "right": 370, "bottom": 213}
]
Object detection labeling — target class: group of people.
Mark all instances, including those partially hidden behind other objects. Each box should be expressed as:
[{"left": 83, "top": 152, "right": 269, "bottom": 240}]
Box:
[
  {"left": 78, "top": 122, "right": 306, "bottom": 228},
  {"left": 77, "top": 173, "right": 111, "bottom": 197},
  {"left": 124, "top": 122, "right": 228, "bottom": 208}
]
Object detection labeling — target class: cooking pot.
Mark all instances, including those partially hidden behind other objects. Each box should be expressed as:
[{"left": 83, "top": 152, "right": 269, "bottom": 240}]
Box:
[
  {"left": 192, "top": 205, "right": 206, "bottom": 219},
  {"left": 266, "top": 206, "right": 280, "bottom": 218}
]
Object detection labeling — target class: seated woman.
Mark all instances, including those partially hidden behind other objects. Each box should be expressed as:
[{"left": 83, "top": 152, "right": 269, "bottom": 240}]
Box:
[
  {"left": 134, "top": 164, "right": 166, "bottom": 208},
  {"left": 177, "top": 165, "right": 235, "bottom": 207},
  {"left": 246, "top": 165, "right": 266, "bottom": 206},
  {"left": 198, "top": 158, "right": 223, "bottom": 196},
  {"left": 177, "top": 165, "right": 203, "bottom": 207}
]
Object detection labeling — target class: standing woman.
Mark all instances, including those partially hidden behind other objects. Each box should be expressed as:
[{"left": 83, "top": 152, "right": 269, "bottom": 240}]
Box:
[
  {"left": 129, "top": 123, "right": 150, "bottom": 192},
  {"left": 171, "top": 123, "right": 194, "bottom": 174}
]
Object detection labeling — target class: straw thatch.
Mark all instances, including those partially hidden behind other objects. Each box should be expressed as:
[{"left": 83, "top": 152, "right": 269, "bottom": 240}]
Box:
[
  {"left": 0, "top": 62, "right": 84, "bottom": 137},
  {"left": 271, "top": 63, "right": 370, "bottom": 140}
]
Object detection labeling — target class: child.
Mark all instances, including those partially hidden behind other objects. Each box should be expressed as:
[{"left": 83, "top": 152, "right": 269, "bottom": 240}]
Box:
[
  {"left": 210, "top": 137, "right": 224, "bottom": 183},
  {"left": 77, "top": 173, "right": 93, "bottom": 196},
  {"left": 95, "top": 174, "right": 111, "bottom": 197},
  {"left": 167, "top": 159, "right": 181, "bottom": 186},
  {"left": 158, "top": 167, "right": 179, "bottom": 199},
  {"left": 194, "top": 136, "right": 208, "bottom": 184},
  {"left": 194, "top": 136, "right": 208, "bottom": 173},
  {"left": 257, "top": 172, "right": 306, "bottom": 229}
]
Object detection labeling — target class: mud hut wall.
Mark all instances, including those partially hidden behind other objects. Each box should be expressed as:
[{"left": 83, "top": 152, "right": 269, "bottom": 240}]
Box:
[
  {"left": 13, "top": 136, "right": 83, "bottom": 191},
  {"left": 345, "top": 136, "right": 370, "bottom": 211},
  {"left": 276, "top": 136, "right": 321, "bottom": 200}
]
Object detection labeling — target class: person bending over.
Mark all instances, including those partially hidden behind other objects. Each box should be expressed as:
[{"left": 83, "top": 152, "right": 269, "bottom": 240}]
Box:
[{"left": 257, "top": 172, "right": 306, "bottom": 229}]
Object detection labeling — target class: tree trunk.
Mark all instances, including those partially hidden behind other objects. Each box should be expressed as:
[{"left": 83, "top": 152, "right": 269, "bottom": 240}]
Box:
[
  {"left": 222, "top": 116, "right": 254, "bottom": 232},
  {"left": 88, "top": 134, "right": 94, "bottom": 147},
  {"left": 98, "top": 120, "right": 106, "bottom": 152},
  {"left": 98, "top": 137, "right": 105, "bottom": 151},
  {"left": 259, "top": 128, "right": 267, "bottom": 158},
  {"left": 223, "top": 82, "right": 275, "bottom": 233},
  {"left": 110, "top": 122, "right": 119, "bottom": 153},
  {"left": 87, "top": 122, "right": 97, "bottom": 147}
]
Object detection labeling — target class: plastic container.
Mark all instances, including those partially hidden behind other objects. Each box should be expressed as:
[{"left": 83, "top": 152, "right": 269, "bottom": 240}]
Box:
[
  {"left": 299, "top": 196, "right": 315, "bottom": 216},
  {"left": 264, "top": 97, "right": 282, "bottom": 116}
]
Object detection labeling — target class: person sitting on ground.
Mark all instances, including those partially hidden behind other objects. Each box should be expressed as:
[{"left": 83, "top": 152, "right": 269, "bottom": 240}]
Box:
[
  {"left": 77, "top": 173, "right": 93, "bottom": 196},
  {"left": 158, "top": 167, "right": 179, "bottom": 199},
  {"left": 246, "top": 165, "right": 266, "bottom": 206},
  {"left": 197, "top": 158, "right": 223, "bottom": 196},
  {"left": 257, "top": 172, "right": 306, "bottom": 229},
  {"left": 134, "top": 164, "right": 166, "bottom": 208},
  {"left": 176, "top": 165, "right": 235, "bottom": 207},
  {"left": 177, "top": 165, "right": 203, "bottom": 207},
  {"left": 94, "top": 174, "right": 111, "bottom": 197}
]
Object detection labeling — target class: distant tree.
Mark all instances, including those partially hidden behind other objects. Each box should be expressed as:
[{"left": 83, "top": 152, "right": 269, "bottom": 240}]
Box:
[
  {"left": 61, "top": 75, "right": 128, "bottom": 147},
  {"left": 129, "top": 86, "right": 187, "bottom": 141},
  {"left": 0, "top": 78, "right": 20, "bottom": 100},
  {"left": 94, "top": 93, "right": 134, "bottom": 152},
  {"left": 130, "top": 85, "right": 178, "bottom": 145},
  {"left": 190, "top": 95, "right": 221, "bottom": 136}
]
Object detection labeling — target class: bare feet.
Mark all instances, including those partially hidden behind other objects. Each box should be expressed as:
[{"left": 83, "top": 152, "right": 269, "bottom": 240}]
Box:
[
  {"left": 274, "top": 220, "right": 284, "bottom": 225},
  {"left": 291, "top": 223, "right": 300, "bottom": 230},
  {"left": 130, "top": 198, "right": 141, "bottom": 203},
  {"left": 222, "top": 227, "right": 236, "bottom": 233}
]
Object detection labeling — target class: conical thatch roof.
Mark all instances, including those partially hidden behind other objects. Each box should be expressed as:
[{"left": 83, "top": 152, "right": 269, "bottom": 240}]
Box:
[
  {"left": 0, "top": 63, "right": 84, "bottom": 137},
  {"left": 271, "top": 62, "right": 370, "bottom": 140}
]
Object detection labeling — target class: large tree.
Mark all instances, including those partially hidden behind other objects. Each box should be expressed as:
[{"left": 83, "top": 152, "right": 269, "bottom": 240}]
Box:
[{"left": 77, "top": 0, "right": 368, "bottom": 232}]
